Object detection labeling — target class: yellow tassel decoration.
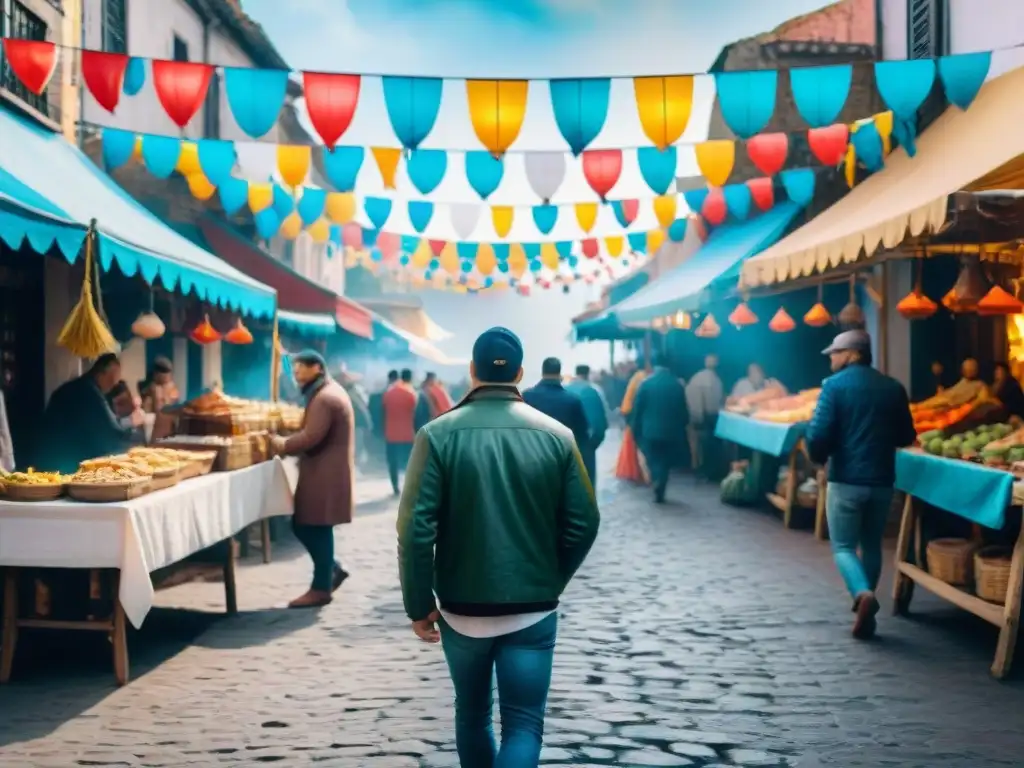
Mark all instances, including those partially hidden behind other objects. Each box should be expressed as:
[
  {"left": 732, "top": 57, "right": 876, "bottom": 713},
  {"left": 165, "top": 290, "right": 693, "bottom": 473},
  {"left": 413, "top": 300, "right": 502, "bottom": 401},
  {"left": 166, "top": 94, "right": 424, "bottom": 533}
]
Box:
[{"left": 57, "top": 224, "right": 118, "bottom": 358}]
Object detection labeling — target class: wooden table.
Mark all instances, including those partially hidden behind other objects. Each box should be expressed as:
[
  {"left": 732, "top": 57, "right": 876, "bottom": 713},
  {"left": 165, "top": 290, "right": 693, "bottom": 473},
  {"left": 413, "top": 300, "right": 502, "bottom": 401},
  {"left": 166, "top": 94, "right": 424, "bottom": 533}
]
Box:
[{"left": 891, "top": 450, "right": 1021, "bottom": 679}]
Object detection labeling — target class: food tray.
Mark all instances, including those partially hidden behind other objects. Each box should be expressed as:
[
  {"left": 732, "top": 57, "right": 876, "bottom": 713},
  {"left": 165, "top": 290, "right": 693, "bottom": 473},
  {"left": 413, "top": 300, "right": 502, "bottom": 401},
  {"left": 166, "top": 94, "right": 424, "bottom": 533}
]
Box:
[
  {"left": 148, "top": 470, "right": 181, "bottom": 492},
  {"left": 1, "top": 482, "right": 66, "bottom": 502},
  {"left": 66, "top": 479, "right": 151, "bottom": 503}
]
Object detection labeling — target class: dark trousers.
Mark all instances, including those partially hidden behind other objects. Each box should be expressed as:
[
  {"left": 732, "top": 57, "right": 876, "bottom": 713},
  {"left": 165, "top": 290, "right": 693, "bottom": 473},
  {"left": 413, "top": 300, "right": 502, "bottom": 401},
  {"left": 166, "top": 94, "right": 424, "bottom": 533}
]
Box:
[
  {"left": 385, "top": 441, "right": 413, "bottom": 493},
  {"left": 644, "top": 439, "right": 673, "bottom": 501},
  {"left": 292, "top": 519, "right": 338, "bottom": 592},
  {"left": 580, "top": 445, "right": 597, "bottom": 487}
]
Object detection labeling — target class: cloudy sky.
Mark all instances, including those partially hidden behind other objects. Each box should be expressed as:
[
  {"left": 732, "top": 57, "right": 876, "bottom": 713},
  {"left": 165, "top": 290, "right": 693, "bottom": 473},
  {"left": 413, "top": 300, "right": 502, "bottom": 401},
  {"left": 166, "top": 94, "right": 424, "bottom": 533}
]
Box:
[{"left": 240, "top": 0, "right": 840, "bottom": 373}]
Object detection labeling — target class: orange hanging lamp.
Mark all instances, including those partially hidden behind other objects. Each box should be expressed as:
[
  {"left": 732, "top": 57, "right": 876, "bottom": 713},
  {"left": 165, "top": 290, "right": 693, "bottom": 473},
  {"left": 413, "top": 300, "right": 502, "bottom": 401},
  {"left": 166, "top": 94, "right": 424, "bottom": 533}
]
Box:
[
  {"left": 896, "top": 258, "right": 939, "bottom": 320},
  {"left": 803, "top": 284, "right": 832, "bottom": 327},
  {"left": 769, "top": 308, "right": 796, "bottom": 332},
  {"left": 695, "top": 313, "right": 721, "bottom": 339},
  {"left": 976, "top": 284, "right": 1024, "bottom": 316},
  {"left": 190, "top": 314, "right": 221, "bottom": 344},
  {"left": 224, "top": 318, "right": 254, "bottom": 345},
  {"left": 728, "top": 301, "right": 758, "bottom": 327}
]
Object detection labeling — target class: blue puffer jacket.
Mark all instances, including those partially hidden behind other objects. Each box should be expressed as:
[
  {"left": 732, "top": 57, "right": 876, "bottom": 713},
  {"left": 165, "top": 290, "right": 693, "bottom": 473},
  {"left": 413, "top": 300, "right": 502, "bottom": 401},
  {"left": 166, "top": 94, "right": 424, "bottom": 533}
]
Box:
[{"left": 806, "top": 364, "right": 917, "bottom": 487}]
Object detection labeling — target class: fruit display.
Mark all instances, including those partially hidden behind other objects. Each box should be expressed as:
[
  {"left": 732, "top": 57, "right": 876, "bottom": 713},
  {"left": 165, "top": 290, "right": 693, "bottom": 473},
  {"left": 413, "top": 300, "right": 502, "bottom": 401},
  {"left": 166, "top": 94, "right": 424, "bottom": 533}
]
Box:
[
  {"left": 750, "top": 389, "right": 821, "bottom": 424},
  {"left": 0, "top": 468, "right": 69, "bottom": 501},
  {"left": 725, "top": 383, "right": 788, "bottom": 414},
  {"left": 72, "top": 456, "right": 154, "bottom": 483},
  {"left": 919, "top": 422, "right": 1023, "bottom": 467},
  {"left": 0, "top": 469, "right": 65, "bottom": 486},
  {"left": 911, "top": 366, "right": 989, "bottom": 434}
]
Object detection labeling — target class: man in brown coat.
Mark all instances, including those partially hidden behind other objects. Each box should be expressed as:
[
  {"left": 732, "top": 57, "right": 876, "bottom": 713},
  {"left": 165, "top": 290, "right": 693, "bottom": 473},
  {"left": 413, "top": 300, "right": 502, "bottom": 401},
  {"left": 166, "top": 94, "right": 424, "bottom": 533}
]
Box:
[{"left": 272, "top": 350, "right": 355, "bottom": 608}]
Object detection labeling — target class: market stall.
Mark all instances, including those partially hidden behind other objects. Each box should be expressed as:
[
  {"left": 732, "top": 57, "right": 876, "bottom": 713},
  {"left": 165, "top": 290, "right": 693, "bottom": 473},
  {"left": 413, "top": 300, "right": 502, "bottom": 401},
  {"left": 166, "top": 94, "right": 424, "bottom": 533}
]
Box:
[{"left": 716, "top": 387, "right": 827, "bottom": 536}]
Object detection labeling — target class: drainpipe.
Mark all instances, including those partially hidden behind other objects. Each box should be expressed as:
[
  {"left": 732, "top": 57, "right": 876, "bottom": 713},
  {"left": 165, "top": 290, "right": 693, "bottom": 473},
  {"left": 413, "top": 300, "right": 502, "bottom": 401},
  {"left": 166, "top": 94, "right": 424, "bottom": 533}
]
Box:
[
  {"left": 873, "top": 0, "right": 885, "bottom": 60},
  {"left": 77, "top": 0, "right": 86, "bottom": 149}
]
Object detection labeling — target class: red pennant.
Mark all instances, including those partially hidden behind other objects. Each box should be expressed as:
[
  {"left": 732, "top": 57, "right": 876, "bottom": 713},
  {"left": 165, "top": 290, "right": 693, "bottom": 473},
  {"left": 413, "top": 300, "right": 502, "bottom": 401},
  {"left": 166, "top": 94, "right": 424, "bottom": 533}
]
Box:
[
  {"left": 581, "top": 149, "right": 623, "bottom": 201},
  {"left": 619, "top": 198, "right": 639, "bottom": 225},
  {"left": 581, "top": 238, "right": 599, "bottom": 259},
  {"left": 747, "top": 177, "right": 775, "bottom": 211},
  {"left": 152, "top": 59, "right": 214, "bottom": 128},
  {"left": 2, "top": 39, "right": 57, "bottom": 95},
  {"left": 745, "top": 132, "right": 788, "bottom": 176},
  {"left": 303, "top": 72, "right": 361, "bottom": 149},
  {"left": 701, "top": 188, "right": 727, "bottom": 226},
  {"left": 341, "top": 223, "right": 363, "bottom": 248},
  {"left": 377, "top": 231, "right": 400, "bottom": 264},
  {"left": 82, "top": 50, "right": 129, "bottom": 113},
  {"left": 808, "top": 124, "right": 850, "bottom": 166},
  {"left": 429, "top": 239, "right": 447, "bottom": 257}
]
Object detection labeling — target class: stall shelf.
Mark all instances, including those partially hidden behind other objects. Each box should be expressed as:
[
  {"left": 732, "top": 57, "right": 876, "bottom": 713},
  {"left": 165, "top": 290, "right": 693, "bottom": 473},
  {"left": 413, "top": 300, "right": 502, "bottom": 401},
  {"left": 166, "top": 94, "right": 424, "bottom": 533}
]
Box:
[
  {"left": 714, "top": 411, "right": 827, "bottom": 536},
  {"left": 0, "top": 457, "right": 296, "bottom": 685},
  {"left": 892, "top": 449, "right": 1021, "bottom": 678}
]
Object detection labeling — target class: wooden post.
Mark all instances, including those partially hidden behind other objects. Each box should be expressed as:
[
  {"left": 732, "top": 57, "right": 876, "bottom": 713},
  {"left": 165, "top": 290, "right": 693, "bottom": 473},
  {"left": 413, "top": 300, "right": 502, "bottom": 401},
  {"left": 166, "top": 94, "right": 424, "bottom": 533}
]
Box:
[
  {"left": 111, "top": 574, "right": 129, "bottom": 687},
  {"left": 0, "top": 569, "right": 18, "bottom": 683},
  {"left": 260, "top": 518, "right": 272, "bottom": 564},
  {"left": 224, "top": 540, "right": 238, "bottom": 615},
  {"left": 782, "top": 448, "right": 798, "bottom": 529},
  {"left": 992, "top": 524, "right": 1024, "bottom": 678},
  {"left": 814, "top": 468, "right": 829, "bottom": 540}
]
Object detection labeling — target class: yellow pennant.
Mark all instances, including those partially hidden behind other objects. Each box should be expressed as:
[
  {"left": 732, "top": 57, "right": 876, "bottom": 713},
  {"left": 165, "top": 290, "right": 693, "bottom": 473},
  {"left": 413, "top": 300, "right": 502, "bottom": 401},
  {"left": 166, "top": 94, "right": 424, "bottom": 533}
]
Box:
[
  {"left": 540, "top": 242, "right": 560, "bottom": 271},
  {"left": 605, "top": 236, "right": 624, "bottom": 257},
  {"left": 440, "top": 242, "right": 460, "bottom": 274},
  {"left": 874, "top": 110, "right": 894, "bottom": 156},
  {"left": 247, "top": 183, "right": 273, "bottom": 213},
  {"left": 476, "top": 243, "right": 498, "bottom": 275},
  {"left": 186, "top": 173, "right": 216, "bottom": 201},
  {"left": 372, "top": 147, "right": 403, "bottom": 189},
  {"left": 647, "top": 228, "right": 666, "bottom": 254},
  {"left": 574, "top": 202, "right": 598, "bottom": 234},
  {"left": 491, "top": 206, "right": 514, "bottom": 238},
  {"left": 694, "top": 141, "right": 735, "bottom": 187},
  {"left": 507, "top": 243, "right": 527, "bottom": 277},
  {"left": 412, "top": 238, "right": 433, "bottom": 269},
  {"left": 307, "top": 218, "right": 331, "bottom": 243},
  {"left": 176, "top": 141, "right": 202, "bottom": 176},
  {"left": 325, "top": 192, "right": 356, "bottom": 224},
  {"left": 653, "top": 195, "right": 677, "bottom": 229},
  {"left": 277, "top": 145, "right": 311, "bottom": 188},
  {"left": 844, "top": 141, "right": 857, "bottom": 188},
  {"left": 466, "top": 80, "right": 529, "bottom": 157},
  {"left": 279, "top": 212, "right": 303, "bottom": 240},
  {"left": 633, "top": 76, "right": 694, "bottom": 150}
]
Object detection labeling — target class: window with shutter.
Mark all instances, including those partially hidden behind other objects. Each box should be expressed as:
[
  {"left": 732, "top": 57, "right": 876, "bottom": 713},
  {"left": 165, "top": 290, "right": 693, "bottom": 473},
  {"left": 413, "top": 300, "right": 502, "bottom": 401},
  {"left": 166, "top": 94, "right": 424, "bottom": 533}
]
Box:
[
  {"left": 102, "top": 0, "right": 127, "bottom": 55},
  {"left": 906, "top": 0, "right": 948, "bottom": 59}
]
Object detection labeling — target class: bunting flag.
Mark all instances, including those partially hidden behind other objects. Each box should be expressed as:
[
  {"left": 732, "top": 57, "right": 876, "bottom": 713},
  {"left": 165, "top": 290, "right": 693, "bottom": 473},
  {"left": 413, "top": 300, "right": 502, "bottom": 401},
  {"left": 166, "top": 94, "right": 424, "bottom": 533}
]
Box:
[
  {"left": 2, "top": 39, "right": 57, "bottom": 95},
  {"left": 549, "top": 78, "right": 611, "bottom": 155},
  {"left": 466, "top": 80, "right": 529, "bottom": 156},
  {"left": 874, "top": 59, "right": 935, "bottom": 156},
  {"left": 582, "top": 149, "right": 623, "bottom": 201},
  {"left": 714, "top": 71, "right": 777, "bottom": 138},
  {"left": 612, "top": 199, "right": 640, "bottom": 227},
  {"left": 123, "top": 57, "right": 146, "bottom": 96},
  {"left": 303, "top": 72, "right": 361, "bottom": 148},
  {"left": 574, "top": 203, "right": 598, "bottom": 233},
  {"left": 408, "top": 200, "right": 434, "bottom": 233},
  {"left": 633, "top": 75, "right": 694, "bottom": 150},
  {"left": 636, "top": 147, "right": 678, "bottom": 196},
  {"left": 277, "top": 144, "right": 311, "bottom": 188},
  {"left": 491, "top": 206, "right": 514, "bottom": 238},
  {"left": 326, "top": 192, "right": 357, "bottom": 223},
  {"left": 323, "top": 146, "right": 365, "bottom": 192},
  {"left": 151, "top": 59, "right": 214, "bottom": 128},
  {"left": 406, "top": 149, "right": 447, "bottom": 195},
  {"left": 790, "top": 64, "right": 853, "bottom": 128},
  {"left": 524, "top": 152, "right": 566, "bottom": 202},
  {"left": 694, "top": 140, "right": 735, "bottom": 187},
  {"left": 382, "top": 76, "right": 443, "bottom": 151},
  {"left": 465, "top": 151, "right": 504, "bottom": 200},
  {"left": 745, "top": 132, "right": 789, "bottom": 176},
  {"left": 224, "top": 67, "right": 288, "bottom": 139},
  {"left": 372, "top": 147, "right": 403, "bottom": 189},
  {"left": 82, "top": 50, "right": 129, "bottom": 113}
]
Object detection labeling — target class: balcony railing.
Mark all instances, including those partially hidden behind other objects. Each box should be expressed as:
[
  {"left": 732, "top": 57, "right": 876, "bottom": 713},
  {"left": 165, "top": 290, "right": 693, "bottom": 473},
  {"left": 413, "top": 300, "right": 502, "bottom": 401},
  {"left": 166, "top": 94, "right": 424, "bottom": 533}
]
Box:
[{"left": 1, "top": 0, "right": 54, "bottom": 119}]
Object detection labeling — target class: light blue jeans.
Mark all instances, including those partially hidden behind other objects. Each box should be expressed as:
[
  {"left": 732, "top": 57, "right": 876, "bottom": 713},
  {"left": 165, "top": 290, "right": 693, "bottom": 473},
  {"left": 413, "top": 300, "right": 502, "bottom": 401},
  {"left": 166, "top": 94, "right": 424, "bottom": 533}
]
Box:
[
  {"left": 439, "top": 613, "right": 557, "bottom": 768},
  {"left": 826, "top": 483, "right": 894, "bottom": 598}
]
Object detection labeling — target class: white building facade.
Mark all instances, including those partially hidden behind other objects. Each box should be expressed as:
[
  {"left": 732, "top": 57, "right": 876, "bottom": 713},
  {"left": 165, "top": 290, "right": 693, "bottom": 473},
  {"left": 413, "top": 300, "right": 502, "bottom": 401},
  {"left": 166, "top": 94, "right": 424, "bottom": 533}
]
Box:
[{"left": 878, "top": 0, "right": 1024, "bottom": 64}]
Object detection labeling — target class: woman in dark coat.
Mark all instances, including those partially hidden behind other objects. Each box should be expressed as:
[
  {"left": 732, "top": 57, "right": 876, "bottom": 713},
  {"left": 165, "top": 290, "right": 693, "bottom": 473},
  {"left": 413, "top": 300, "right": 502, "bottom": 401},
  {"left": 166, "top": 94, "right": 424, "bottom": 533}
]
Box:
[
  {"left": 993, "top": 362, "right": 1024, "bottom": 419},
  {"left": 272, "top": 350, "right": 356, "bottom": 608}
]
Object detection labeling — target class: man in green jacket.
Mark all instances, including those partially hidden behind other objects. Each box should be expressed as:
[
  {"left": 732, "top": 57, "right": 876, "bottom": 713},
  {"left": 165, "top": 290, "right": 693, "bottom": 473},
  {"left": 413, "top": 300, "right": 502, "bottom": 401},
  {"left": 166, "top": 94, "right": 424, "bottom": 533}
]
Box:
[{"left": 397, "top": 327, "right": 600, "bottom": 768}]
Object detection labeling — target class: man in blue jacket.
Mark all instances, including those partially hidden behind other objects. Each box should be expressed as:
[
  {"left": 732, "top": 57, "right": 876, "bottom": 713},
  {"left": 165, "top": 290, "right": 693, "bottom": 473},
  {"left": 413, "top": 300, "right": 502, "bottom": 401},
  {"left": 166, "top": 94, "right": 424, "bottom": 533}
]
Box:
[
  {"left": 566, "top": 364, "right": 609, "bottom": 484},
  {"left": 523, "top": 357, "right": 589, "bottom": 449},
  {"left": 806, "top": 330, "right": 916, "bottom": 641},
  {"left": 632, "top": 354, "right": 689, "bottom": 503}
]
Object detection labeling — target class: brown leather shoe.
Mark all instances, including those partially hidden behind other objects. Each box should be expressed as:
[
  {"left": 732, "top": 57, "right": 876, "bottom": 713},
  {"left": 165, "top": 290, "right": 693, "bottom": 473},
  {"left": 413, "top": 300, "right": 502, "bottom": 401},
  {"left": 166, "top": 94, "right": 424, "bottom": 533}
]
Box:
[
  {"left": 288, "top": 589, "right": 332, "bottom": 609},
  {"left": 852, "top": 592, "right": 879, "bottom": 639}
]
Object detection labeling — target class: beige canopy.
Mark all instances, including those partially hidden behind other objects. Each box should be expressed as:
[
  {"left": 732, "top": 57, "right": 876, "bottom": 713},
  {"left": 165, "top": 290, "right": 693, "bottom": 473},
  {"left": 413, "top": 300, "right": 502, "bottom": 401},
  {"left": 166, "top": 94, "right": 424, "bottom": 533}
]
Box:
[{"left": 740, "top": 64, "right": 1024, "bottom": 288}]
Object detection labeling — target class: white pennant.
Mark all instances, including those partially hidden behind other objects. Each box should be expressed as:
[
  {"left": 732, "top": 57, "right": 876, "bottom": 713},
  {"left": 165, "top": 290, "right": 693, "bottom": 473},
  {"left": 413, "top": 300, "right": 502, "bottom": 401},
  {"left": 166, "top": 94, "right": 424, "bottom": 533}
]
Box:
[
  {"left": 524, "top": 152, "right": 566, "bottom": 203},
  {"left": 449, "top": 203, "right": 482, "bottom": 240}
]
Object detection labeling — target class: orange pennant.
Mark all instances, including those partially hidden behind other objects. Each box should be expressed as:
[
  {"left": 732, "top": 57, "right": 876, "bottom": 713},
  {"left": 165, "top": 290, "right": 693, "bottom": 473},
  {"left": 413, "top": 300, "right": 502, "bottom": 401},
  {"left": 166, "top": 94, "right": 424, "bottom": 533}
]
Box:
[{"left": 371, "top": 147, "right": 402, "bottom": 189}]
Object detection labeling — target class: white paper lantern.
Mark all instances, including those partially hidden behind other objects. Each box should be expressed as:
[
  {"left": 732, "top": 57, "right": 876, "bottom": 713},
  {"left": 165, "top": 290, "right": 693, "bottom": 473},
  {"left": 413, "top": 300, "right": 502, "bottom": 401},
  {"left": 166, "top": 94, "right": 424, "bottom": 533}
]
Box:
[{"left": 131, "top": 312, "right": 165, "bottom": 340}]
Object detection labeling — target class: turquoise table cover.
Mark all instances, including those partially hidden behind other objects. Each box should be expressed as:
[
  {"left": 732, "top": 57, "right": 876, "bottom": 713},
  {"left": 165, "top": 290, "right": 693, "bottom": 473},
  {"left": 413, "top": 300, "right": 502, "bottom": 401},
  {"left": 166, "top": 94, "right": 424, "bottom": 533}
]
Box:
[
  {"left": 895, "top": 449, "right": 1014, "bottom": 529},
  {"left": 714, "top": 411, "right": 806, "bottom": 458}
]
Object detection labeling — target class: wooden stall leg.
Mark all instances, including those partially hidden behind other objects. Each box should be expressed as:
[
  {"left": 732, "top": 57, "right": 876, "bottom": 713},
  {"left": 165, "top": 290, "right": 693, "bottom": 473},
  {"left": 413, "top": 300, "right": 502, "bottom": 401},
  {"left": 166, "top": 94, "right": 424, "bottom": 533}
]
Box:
[
  {"left": 111, "top": 587, "right": 129, "bottom": 687},
  {"left": 0, "top": 569, "right": 19, "bottom": 684},
  {"left": 814, "top": 470, "right": 829, "bottom": 541},
  {"left": 891, "top": 495, "right": 917, "bottom": 616},
  {"left": 782, "top": 448, "right": 798, "bottom": 529},
  {"left": 991, "top": 526, "right": 1024, "bottom": 679},
  {"left": 260, "top": 519, "right": 272, "bottom": 564},
  {"left": 224, "top": 540, "right": 238, "bottom": 615}
]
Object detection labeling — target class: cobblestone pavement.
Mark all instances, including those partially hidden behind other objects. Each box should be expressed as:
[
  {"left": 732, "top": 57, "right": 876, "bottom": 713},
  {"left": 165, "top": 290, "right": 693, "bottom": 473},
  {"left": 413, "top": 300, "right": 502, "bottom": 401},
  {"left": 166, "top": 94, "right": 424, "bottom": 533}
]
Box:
[{"left": 1, "top": 439, "right": 1023, "bottom": 767}]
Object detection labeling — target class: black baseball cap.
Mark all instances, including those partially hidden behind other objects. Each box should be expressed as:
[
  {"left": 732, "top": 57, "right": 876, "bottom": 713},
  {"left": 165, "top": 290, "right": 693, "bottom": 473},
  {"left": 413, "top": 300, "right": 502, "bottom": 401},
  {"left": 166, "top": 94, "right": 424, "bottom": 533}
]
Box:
[{"left": 472, "top": 327, "right": 523, "bottom": 383}]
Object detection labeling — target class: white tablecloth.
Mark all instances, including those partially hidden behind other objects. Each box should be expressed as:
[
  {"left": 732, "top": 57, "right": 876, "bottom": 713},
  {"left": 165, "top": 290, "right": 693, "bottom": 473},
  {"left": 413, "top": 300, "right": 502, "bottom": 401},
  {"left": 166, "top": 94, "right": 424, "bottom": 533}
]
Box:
[{"left": 0, "top": 458, "right": 296, "bottom": 628}]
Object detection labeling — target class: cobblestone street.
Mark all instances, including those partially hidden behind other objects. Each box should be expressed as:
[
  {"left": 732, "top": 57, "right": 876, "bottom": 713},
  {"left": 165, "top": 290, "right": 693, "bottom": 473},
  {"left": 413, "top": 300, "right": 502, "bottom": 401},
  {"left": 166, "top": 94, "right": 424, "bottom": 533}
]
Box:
[{"left": 1, "top": 441, "right": 1023, "bottom": 767}]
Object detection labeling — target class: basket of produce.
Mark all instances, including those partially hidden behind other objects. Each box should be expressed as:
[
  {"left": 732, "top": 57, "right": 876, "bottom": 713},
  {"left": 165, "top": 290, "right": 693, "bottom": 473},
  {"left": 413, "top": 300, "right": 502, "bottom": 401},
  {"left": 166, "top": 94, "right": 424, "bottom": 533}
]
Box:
[
  {"left": 67, "top": 457, "right": 154, "bottom": 502},
  {"left": 249, "top": 431, "right": 271, "bottom": 464},
  {"left": 125, "top": 448, "right": 184, "bottom": 490},
  {"left": 0, "top": 469, "right": 66, "bottom": 502},
  {"left": 974, "top": 547, "right": 1012, "bottom": 604},
  {"left": 926, "top": 538, "right": 977, "bottom": 586}
]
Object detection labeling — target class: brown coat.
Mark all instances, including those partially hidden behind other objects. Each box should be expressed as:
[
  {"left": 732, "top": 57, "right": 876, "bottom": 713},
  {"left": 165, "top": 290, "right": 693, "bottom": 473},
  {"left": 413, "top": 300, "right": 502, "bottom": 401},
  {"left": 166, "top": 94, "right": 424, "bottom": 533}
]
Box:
[{"left": 283, "top": 379, "right": 355, "bottom": 527}]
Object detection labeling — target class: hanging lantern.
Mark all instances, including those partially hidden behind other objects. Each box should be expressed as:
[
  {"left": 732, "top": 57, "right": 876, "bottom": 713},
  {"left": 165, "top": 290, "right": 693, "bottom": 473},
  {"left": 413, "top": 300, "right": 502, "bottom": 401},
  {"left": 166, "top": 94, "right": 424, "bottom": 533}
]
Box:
[
  {"left": 838, "top": 275, "right": 865, "bottom": 329},
  {"left": 224, "top": 319, "right": 254, "bottom": 345},
  {"left": 190, "top": 314, "right": 221, "bottom": 344},
  {"left": 769, "top": 308, "right": 796, "bottom": 333},
  {"left": 673, "top": 310, "right": 691, "bottom": 330},
  {"left": 131, "top": 312, "right": 165, "bottom": 340},
  {"left": 943, "top": 257, "right": 989, "bottom": 313},
  {"left": 804, "top": 284, "right": 832, "bottom": 327},
  {"left": 977, "top": 284, "right": 1024, "bottom": 316},
  {"left": 695, "top": 314, "right": 721, "bottom": 338},
  {"left": 728, "top": 302, "right": 758, "bottom": 327},
  {"left": 896, "top": 259, "right": 938, "bottom": 320}
]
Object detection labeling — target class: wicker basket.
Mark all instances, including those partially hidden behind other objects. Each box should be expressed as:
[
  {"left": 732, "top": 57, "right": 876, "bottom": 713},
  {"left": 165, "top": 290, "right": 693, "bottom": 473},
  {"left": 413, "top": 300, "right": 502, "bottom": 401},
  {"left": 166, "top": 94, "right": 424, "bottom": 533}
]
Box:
[
  {"left": 1, "top": 482, "right": 65, "bottom": 502},
  {"left": 67, "top": 479, "right": 151, "bottom": 503},
  {"left": 974, "top": 547, "right": 1012, "bottom": 604},
  {"left": 926, "top": 538, "right": 977, "bottom": 586}
]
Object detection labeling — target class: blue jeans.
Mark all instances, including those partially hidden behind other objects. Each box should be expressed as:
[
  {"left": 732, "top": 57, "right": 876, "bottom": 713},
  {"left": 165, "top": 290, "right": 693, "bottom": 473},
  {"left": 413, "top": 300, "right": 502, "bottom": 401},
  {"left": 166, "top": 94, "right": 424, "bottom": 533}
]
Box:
[
  {"left": 291, "top": 520, "right": 338, "bottom": 592},
  {"left": 385, "top": 441, "right": 412, "bottom": 493},
  {"left": 826, "top": 482, "right": 894, "bottom": 598},
  {"left": 440, "top": 613, "right": 557, "bottom": 768}
]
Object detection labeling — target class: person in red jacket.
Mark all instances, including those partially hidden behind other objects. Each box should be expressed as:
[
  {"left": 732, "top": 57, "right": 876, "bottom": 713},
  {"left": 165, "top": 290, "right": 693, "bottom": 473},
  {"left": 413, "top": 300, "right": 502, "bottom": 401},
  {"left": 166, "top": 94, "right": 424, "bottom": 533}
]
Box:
[{"left": 381, "top": 368, "right": 418, "bottom": 494}]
